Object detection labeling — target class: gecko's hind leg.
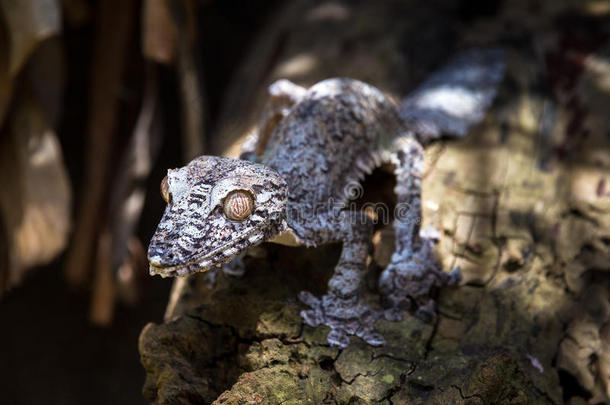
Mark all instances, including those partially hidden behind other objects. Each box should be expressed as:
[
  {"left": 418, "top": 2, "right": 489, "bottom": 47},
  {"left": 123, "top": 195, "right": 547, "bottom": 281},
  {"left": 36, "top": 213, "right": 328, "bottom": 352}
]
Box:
[
  {"left": 379, "top": 137, "right": 460, "bottom": 322},
  {"left": 298, "top": 211, "right": 385, "bottom": 348},
  {"left": 241, "top": 79, "right": 307, "bottom": 161}
]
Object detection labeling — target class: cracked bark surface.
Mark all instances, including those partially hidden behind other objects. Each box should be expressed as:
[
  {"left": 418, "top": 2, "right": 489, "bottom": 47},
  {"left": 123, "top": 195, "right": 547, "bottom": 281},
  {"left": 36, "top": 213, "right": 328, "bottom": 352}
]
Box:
[{"left": 139, "top": 1, "right": 610, "bottom": 403}]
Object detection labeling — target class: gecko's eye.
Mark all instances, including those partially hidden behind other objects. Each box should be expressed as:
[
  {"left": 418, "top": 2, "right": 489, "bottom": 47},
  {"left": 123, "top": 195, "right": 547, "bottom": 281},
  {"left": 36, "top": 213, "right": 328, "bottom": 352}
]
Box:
[
  {"left": 160, "top": 175, "right": 171, "bottom": 203},
  {"left": 223, "top": 190, "right": 254, "bottom": 221}
]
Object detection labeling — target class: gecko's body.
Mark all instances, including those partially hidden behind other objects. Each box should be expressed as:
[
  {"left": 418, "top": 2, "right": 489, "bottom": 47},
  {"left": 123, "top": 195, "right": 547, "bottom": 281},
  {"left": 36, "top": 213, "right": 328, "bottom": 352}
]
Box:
[{"left": 148, "top": 49, "right": 505, "bottom": 347}]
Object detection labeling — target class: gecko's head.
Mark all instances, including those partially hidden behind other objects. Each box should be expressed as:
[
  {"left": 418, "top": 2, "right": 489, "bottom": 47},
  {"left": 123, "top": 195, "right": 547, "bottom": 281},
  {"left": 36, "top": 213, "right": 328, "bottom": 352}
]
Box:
[{"left": 147, "top": 156, "right": 288, "bottom": 277}]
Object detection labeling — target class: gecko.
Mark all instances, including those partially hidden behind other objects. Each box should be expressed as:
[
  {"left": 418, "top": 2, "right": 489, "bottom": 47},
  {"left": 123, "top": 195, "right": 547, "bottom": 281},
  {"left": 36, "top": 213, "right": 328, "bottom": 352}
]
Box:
[{"left": 147, "top": 48, "right": 505, "bottom": 348}]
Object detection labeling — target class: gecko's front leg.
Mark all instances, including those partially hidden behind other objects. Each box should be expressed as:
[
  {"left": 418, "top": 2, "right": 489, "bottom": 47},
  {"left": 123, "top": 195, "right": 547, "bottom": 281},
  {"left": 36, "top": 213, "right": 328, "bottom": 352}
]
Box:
[
  {"left": 379, "top": 137, "right": 460, "bottom": 322},
  {"left": 297, "top": 211, "right": 385, "bottom": 348}
]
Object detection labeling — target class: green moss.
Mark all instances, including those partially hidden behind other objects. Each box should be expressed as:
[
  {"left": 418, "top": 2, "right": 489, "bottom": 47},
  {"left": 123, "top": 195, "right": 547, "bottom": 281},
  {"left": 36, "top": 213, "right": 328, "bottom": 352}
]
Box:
[{"left": 381, "top": 374, "right": 395, "bottom": 384}]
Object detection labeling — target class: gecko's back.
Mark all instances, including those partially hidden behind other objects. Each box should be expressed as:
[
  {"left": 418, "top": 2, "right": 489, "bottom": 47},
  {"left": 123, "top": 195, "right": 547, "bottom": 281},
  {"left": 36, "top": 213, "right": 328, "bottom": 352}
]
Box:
[{"left": 263, "top": 79, "right": 406, "bottom": 236}]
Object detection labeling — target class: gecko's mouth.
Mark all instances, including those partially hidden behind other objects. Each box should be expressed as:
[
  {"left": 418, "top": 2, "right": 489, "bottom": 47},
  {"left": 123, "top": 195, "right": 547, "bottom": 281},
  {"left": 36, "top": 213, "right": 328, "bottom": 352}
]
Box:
[{"left": 148, "top": 229, "right": 267, "bottom": 278}]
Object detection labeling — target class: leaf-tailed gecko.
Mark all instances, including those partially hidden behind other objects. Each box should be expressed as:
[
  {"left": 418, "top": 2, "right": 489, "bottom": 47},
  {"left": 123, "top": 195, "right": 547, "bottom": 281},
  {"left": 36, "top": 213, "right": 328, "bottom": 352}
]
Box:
[{"left": 147, "top": 48, "right": 505, "bottom": 348}]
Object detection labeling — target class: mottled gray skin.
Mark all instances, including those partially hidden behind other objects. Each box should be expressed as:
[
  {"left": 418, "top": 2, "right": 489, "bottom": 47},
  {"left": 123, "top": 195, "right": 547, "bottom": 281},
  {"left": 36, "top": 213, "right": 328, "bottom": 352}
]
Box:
[
  {"left": 148, "top": 48, "right": 505, "bottom": 348},
  {"left": 148, "top": 157, "right": 287, "bottom": 277}
]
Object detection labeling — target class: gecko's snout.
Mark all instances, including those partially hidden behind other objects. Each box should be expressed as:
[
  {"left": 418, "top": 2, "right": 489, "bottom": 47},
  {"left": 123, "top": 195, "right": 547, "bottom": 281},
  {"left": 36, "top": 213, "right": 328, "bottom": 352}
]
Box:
[
  {"left": 146, "top": 243, "right": 175, "bottom": 269},
  {"left": 148, "top": 255, "right": 162, "bottom": 267},
  {"left": 147, "top": 251, "right": 171, "bottom": 268}
]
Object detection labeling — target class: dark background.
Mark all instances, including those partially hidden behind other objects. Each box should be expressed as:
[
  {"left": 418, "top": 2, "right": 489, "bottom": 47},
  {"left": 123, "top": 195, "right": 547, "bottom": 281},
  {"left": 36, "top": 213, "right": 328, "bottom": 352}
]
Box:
[{"left": 0, "top": 1, "right": 279, "bottom": 403}]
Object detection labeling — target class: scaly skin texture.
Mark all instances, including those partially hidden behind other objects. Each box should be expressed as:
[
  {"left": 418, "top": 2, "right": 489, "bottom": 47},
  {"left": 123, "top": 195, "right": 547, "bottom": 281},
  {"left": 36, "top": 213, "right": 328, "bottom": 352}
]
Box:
[
  {"left": 148, "top": 48, "right": 504, "bottom": 347},
  {"left": 148, "top": 157, "right": 287, "bottom": 277}
]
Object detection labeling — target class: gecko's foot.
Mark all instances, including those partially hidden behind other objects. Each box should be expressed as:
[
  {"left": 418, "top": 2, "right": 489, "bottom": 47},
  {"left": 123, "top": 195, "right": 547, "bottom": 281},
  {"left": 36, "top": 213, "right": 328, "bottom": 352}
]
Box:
[
  {"left": 298, "top": 290, "right": 385, "bottom": 348},
  {"left": 379, "top": 254, "right": 460, "bottom": 322}
]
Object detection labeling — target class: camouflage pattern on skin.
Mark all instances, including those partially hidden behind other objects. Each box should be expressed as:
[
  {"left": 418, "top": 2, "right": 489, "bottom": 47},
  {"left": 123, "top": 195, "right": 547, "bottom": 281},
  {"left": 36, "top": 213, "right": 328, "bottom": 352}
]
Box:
[
  {"left": 147, "top": 48, "right": 504, "bottom": 347},
  {"left": 148, "top": 156, "right": 287, "bottom": 277}
]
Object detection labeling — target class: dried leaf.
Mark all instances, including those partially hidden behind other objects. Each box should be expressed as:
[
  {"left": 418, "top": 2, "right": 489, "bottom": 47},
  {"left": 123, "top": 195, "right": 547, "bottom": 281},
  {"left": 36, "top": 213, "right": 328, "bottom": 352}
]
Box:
[
  {"left": 0, "top": 0, "right": 61, "bottom": 75},
  {"left": 142, "top": 0, "right": 176, "bottom": 64},
  {"left": 0, "top": 96, "right": 71, "bottom": 292}
]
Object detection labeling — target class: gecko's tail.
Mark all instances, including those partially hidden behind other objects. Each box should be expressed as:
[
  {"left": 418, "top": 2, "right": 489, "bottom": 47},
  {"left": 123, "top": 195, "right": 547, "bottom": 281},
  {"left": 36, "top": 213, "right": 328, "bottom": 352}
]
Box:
[{"left": 400, "top": 47, "right": 505, "bottom": 145}]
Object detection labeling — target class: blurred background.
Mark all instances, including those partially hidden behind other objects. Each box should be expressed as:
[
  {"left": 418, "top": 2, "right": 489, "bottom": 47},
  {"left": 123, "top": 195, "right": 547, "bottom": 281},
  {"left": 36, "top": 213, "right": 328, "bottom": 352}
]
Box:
[
  {"left": 1, "top": 0, "right": 610, "bottom": 404},
  {"left": 0, "top": 0, "right": 278, "bottom": 403}
]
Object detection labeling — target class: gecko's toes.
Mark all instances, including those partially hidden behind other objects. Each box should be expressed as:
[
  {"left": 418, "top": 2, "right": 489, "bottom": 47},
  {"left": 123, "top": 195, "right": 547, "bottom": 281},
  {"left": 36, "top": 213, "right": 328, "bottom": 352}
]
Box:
[
  {"left": 300, "top": 309, "right": 323, "bottom": 328},
  {"left": 298, "top": 290, "right": 320, "bottom": 307},
  {"left": 362, "top": 331, "right": 386, "bottom": 347},
  {"left": 298, "top": 291, "right": 324, "bottom": 328},
  {"left": 327, "top": 328, "right": 351, "bottom": 349}
]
